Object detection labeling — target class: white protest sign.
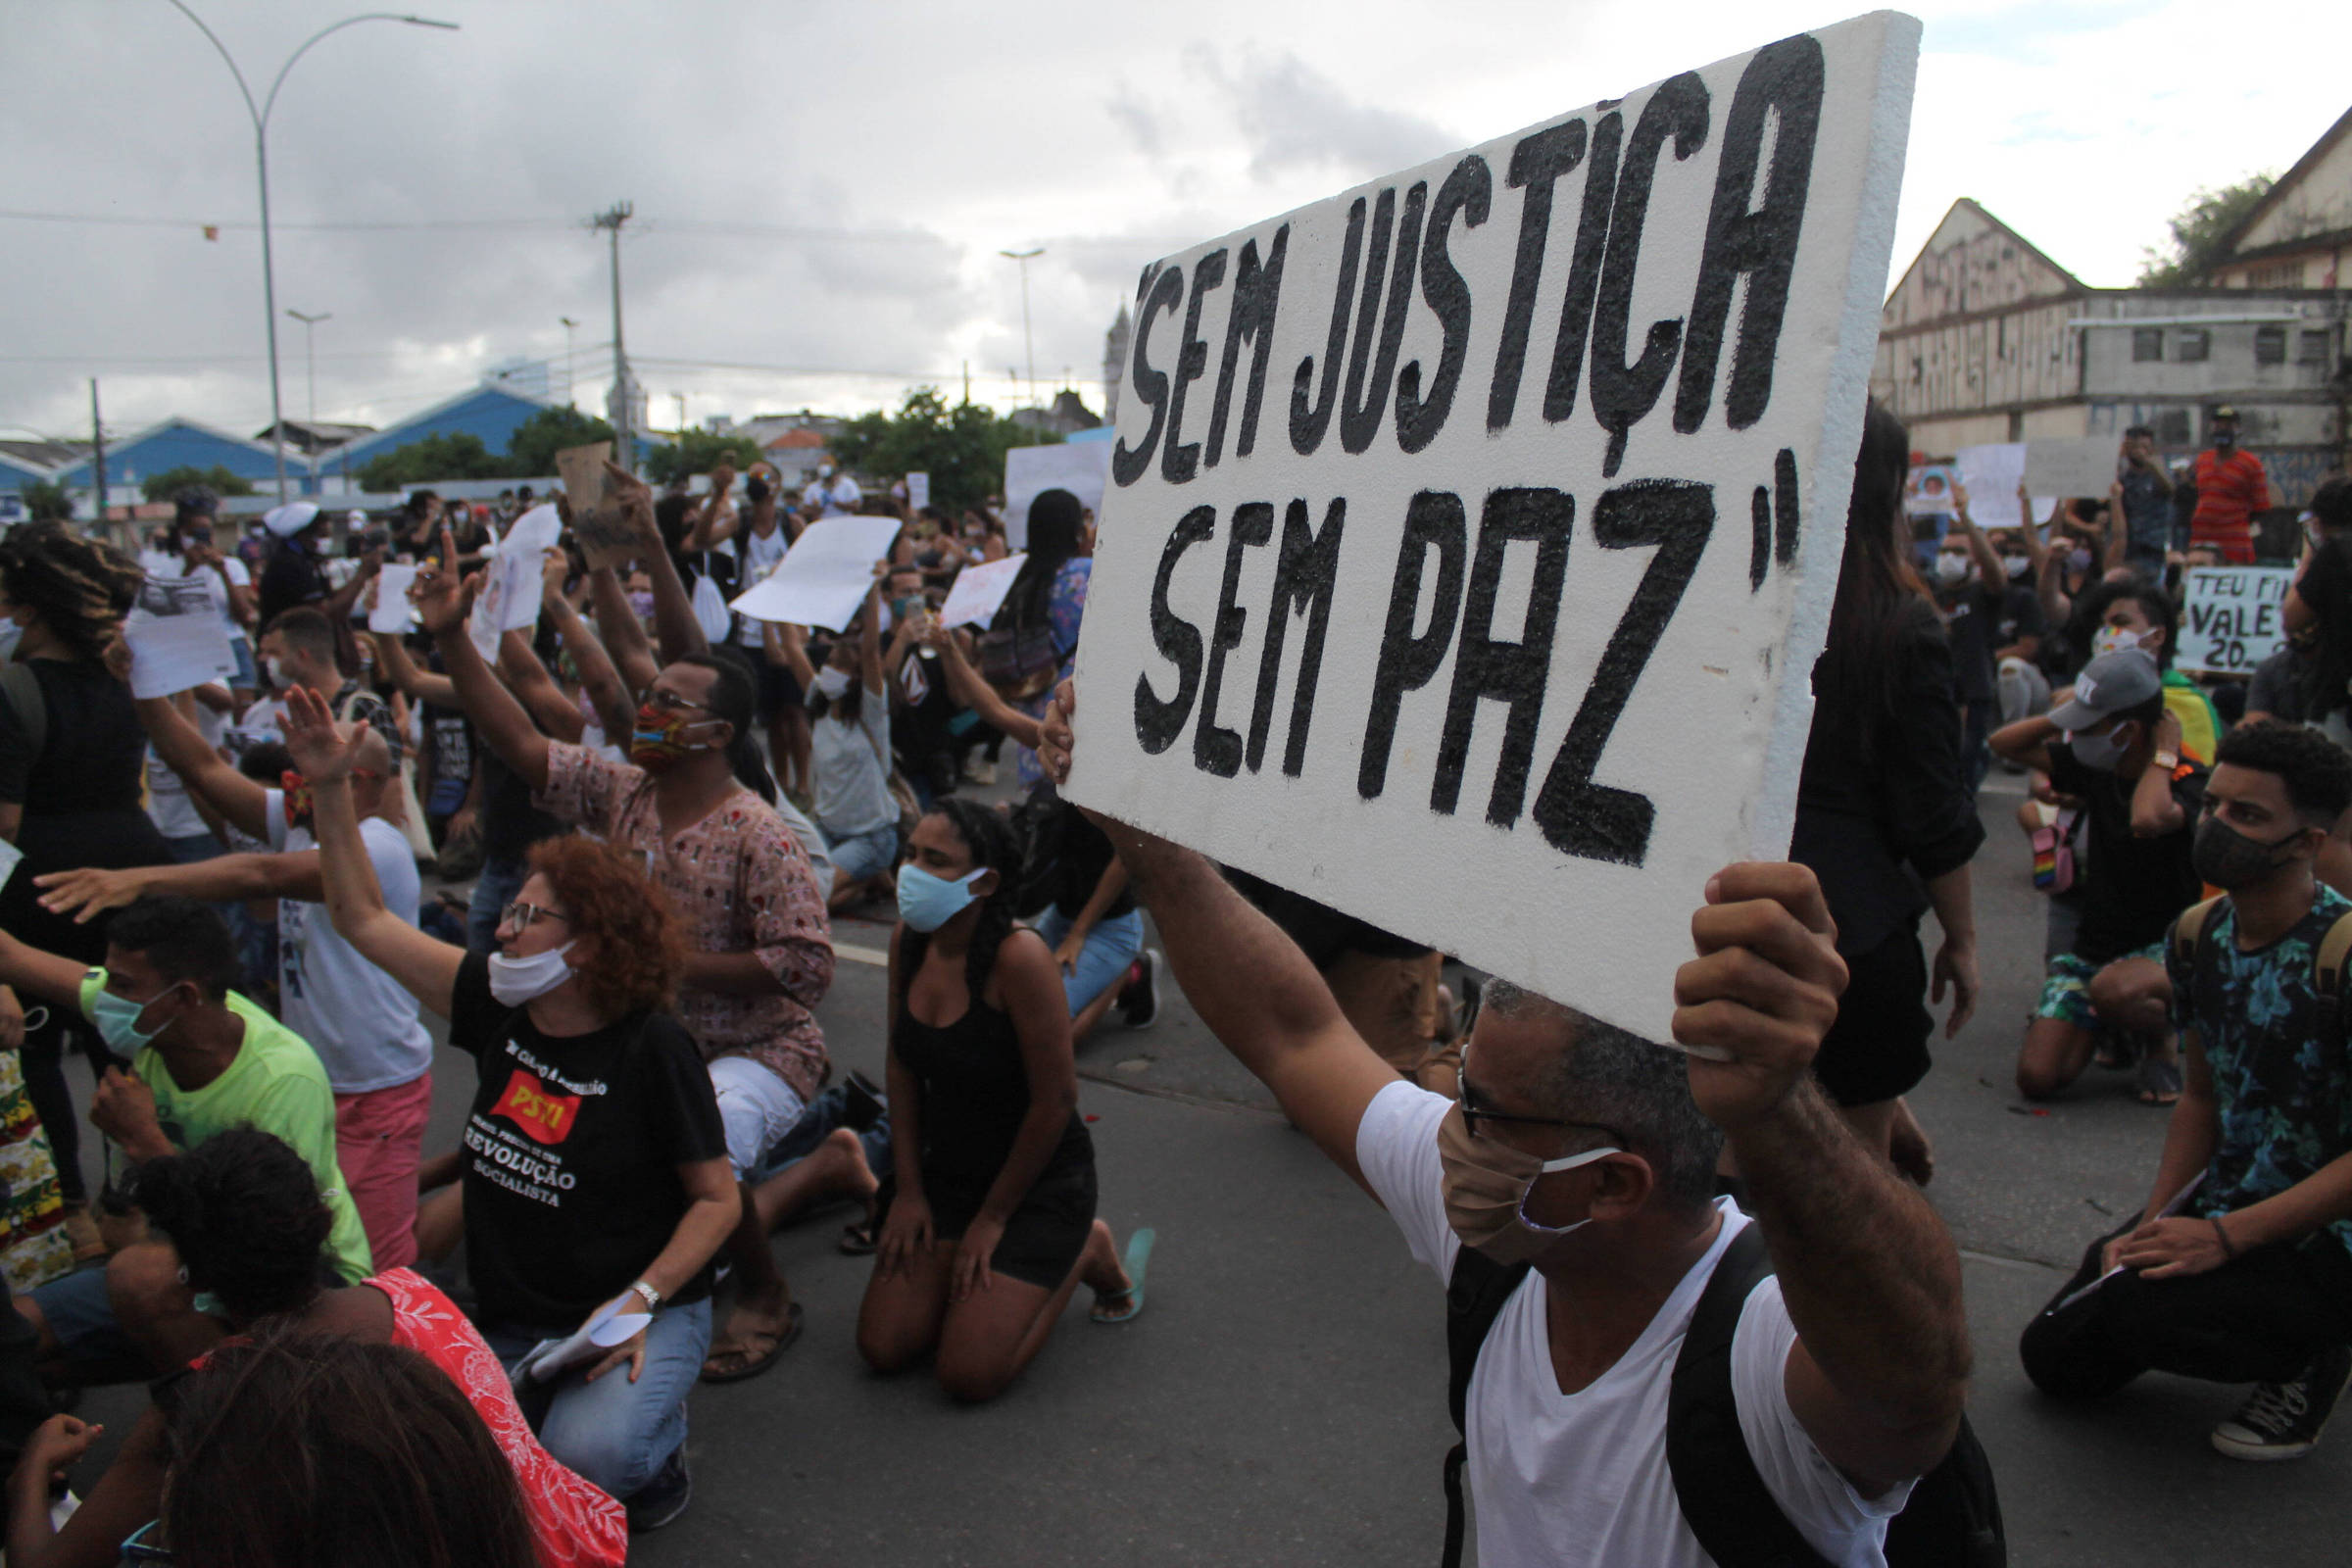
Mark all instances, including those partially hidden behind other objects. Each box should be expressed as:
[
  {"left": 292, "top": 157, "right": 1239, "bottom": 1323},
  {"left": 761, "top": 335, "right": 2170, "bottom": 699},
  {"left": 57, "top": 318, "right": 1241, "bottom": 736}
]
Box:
[
  {"left": 1954, "top": 443, "right": 2056, "bottom": 530},
  {"left": 2023, "top": 436, "right": 2120, "bottom": 501},
  {"left": 2176, "top": 565, "right": 2291, "bottom": 676},
  {"left": 1005, "top": 442, "right": 1113, "bottom": 551},
  {"left": 938, "top": 553, "right": 1027, "bottom": 629},
  {"left": 1064, "top": 14, "right": 1920, "bottom": 1044},
  {"left": 729, "top": 515, "right": 904, "bottom": 632},
  {"left": 124, "top": 574, "right": 237, "bottom": 699},
  {"left": 467, "top": 508, "right": 561, "bottom": 661},
  {"left": 906, "top": 471, "right": 931, "bottom": 512},
  {"left": 370, "top": 564, "right": 418, "bottom": 634}
]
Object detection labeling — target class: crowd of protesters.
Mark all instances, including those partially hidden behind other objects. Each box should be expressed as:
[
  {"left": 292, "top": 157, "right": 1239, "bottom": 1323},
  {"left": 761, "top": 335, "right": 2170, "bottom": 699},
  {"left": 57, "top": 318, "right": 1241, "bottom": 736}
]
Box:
[{"left": 0, "top": 403, "right": 2345, "bottom": 1564}]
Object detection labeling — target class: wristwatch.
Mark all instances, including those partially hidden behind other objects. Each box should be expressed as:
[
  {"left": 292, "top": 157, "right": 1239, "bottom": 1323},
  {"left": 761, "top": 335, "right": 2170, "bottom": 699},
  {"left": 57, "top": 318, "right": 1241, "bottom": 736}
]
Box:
[
  {"left": 2151, "top": 749, "right": 2180, "bottom": 772},
  {"left": 628, "top": 1279, "right": 662, "bottom": 1313}
]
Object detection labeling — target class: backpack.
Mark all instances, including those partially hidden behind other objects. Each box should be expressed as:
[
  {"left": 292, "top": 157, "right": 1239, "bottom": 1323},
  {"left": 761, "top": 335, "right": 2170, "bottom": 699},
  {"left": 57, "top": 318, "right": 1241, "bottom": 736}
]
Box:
[
  {"left": 1443, "top": 1225, "right": 2004, "bottom": 1568},
  {"left": 2171, "top": 895, "right": 2352, "bottom": 1025}
]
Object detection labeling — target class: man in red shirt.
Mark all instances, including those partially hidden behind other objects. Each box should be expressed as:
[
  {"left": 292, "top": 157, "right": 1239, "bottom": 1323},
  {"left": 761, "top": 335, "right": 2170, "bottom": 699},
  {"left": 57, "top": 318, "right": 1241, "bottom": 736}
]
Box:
[{"left": 2189, "top": 406, "right": 2273, "bottom": 564}]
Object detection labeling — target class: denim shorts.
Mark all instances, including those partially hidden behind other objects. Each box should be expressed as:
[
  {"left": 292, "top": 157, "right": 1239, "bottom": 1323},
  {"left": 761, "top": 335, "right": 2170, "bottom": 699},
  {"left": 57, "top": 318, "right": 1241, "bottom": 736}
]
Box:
[{"left": 830, "top": 823, "right": 899, "bottom": 885}]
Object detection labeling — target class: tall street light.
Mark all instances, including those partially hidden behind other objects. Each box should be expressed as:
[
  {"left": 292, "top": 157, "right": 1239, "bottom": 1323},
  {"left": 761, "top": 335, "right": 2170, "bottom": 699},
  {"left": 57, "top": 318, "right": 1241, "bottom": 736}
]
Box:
[
  {"left": 286, "top": 308, "right": 329, "bottom": 487},
  {"left": 1000, "top": 247, "right": 1043, "bottom": 411},
  {"left": 166, "top": 4, "right": 459, "bottom": 502}
]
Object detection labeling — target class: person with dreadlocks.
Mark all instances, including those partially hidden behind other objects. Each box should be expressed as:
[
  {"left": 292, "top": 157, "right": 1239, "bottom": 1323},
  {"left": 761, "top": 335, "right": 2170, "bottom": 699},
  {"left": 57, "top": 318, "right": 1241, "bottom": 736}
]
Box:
[
  {"left": 856, "top": 797, "right": 1150, "bottom": 1403},
  {"left": 0, "top": 521, "right": 174, "bottom": 1261},
  {"left": 410, "top": 523, "right": 832, "bottom": 1391}
]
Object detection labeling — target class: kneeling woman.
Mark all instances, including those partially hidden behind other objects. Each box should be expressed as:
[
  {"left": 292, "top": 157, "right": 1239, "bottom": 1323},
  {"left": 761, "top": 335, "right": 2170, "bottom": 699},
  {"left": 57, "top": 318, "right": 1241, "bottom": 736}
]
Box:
[
  {"left": 283, "top": 685, "right": 737, "bottom": 1528},
  {"left": 858, "top": 799, "right": 1146, "bottom": 1401}
]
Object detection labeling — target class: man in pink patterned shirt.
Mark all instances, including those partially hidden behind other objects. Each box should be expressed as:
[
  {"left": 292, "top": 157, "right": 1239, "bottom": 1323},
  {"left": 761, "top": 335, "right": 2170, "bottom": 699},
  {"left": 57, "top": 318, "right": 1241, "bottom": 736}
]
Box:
[{"left": 416, "top": 561, "right": 832, "bottom": 1386}]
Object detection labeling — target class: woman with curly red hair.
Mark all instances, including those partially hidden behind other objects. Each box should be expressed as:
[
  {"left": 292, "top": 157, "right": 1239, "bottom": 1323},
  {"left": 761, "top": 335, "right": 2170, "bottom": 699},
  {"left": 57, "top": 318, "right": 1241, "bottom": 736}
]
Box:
[{"left": 281, "top": 684, "right": 737, "bottom": 1535}]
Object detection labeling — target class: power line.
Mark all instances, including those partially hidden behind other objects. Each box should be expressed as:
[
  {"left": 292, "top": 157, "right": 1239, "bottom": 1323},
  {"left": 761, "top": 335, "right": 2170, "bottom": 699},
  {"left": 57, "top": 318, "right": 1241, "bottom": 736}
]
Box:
[{"left": 0, "top": 207, "right": 1192, "bottom": 249}]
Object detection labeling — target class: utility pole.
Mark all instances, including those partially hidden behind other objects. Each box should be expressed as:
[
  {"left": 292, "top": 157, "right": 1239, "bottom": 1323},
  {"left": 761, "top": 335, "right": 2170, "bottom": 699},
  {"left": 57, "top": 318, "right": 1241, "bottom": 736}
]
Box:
[
  {"left": 962, "top": 361, "right": 971, "bottom": 406},
  {"left": 89, "top": 380, "right": 107, "bottom": 531},
  {"left": 1000, "top": 248, "right": 1044, "bottom": 411},
  {"left": 592, "top": 202, "right": 635, "bottom": 469},
  {"left": 560, "top": 316, "right": 579, "bottom": 407},
  {"left": 287, "top": 308, "right": 329, "bottom": 491}
]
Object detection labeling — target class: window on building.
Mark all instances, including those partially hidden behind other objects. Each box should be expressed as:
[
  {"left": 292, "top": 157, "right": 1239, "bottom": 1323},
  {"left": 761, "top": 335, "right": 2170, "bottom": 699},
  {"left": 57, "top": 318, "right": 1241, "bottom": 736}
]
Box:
[
  {"left": 2302, "top": 330, "right": 2333, "bottom": 366},
  {"left": 2255, "top": 325, "right": 2286, "bottom": 366},
  {"left": 2156, "top": 409, "right": 2192, "bottom": 445},
  {"left": 2132, "top": 327, "right": 2164, "bottom": 363},
  {"left": 2177, "top": 327, "right": 2210, "bottom": 363}
]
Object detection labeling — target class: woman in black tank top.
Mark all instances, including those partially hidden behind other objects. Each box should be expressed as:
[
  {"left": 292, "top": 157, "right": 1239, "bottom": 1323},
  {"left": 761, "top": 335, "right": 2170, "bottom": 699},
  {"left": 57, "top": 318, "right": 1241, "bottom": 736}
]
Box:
[{"left": 856, "top": 798, "right": 1145, "bottom": 1402}]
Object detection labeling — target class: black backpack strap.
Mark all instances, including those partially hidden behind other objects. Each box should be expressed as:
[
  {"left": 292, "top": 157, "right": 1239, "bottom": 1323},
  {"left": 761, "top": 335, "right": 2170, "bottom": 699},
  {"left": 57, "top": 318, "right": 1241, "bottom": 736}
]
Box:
[
  {"left": 1440, "top": 1246, "right": 1531, "bottom": 1568},
  {"left": 1667, "top": 1223, "right": 1835, "bottom": 1568}
]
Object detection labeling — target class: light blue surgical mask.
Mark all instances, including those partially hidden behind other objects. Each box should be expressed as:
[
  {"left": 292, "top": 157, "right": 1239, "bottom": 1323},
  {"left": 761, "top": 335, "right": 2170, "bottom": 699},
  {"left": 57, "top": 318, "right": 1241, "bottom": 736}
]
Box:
[
  {"left": 89, "top": 982, "right": 182, "bottom": 1055},
  {"left": 896, "top": 865, "right": 988, "bottom": 933}
]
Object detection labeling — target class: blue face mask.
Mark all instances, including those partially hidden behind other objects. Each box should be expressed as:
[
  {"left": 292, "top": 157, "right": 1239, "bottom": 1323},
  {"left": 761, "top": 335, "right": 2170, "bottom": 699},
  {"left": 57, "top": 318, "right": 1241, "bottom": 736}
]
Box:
[
  {"left": 896, "top": 865, "right": 988, "bottom": 933},
  {"left": 89, "top": 982, "right": 180, "bottom": 1055}
]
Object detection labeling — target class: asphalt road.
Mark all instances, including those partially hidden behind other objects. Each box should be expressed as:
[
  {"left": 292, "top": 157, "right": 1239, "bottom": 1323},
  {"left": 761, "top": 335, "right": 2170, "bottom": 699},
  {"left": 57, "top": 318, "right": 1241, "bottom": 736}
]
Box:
[{"left": 51, "top": 773, "right": 2352, "bottom": 1564}]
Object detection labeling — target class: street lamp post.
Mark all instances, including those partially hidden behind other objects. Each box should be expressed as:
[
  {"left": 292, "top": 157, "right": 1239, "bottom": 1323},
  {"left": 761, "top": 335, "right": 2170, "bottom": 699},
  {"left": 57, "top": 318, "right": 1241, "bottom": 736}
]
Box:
[
  {"left": 165, "top": 4, "right": 458, "bottom": 503},
  {"left": 286, "top": 309, "right": 329, "bottom": 488},
  {"left": 1000, "top": 247, "right": 1044, "bottom": 411}
]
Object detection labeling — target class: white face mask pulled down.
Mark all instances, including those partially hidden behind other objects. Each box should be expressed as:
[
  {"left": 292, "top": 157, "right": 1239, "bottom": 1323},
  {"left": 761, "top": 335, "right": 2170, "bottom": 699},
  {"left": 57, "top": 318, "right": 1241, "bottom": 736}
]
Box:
[{"left": 487, "top": 940, "right": 577, "bottom": 1006}]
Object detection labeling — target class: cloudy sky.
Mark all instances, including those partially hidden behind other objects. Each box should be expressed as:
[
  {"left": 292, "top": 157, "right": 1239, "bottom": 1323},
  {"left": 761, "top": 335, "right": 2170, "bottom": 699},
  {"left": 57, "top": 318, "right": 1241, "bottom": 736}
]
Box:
[{"left": 3, "top": 0, "right": 2343, "bottom": 449}]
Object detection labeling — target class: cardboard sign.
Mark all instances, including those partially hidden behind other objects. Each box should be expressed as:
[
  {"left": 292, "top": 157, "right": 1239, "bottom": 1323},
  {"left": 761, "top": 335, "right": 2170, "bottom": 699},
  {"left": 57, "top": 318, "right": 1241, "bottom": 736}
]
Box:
[
  {"left": 2177, "top": 565, "right": 2291, "bottom": 676},
  {"left": 1005, "top": 442, "right": 1113, "bottom": 551},
  {"left": 1953, "top": 443, "right": 2056, "bottom": 531},
  {"left": 938, "top": 553, "right": 1028, "bottom": 629},
  {"left": 729, "top": 515, "right": 905, "bottom": 632},
  {"left": 124, "top": 574, "right": 237, "bottom": 699},
  {"left": 2023, "top": 436, "right": 2120, "bottom": 502},
  {"left": 559, "top": 443, "right": 641, "bottom": 571},
  {"left": 555, "top": 442, "right": 611, "bottom": 513},
  {"left": 1062, "top": 14, "right": 1920, "bottom": 1043},
  {"left": 906, "top": 471, "right": 932, "bottom": 512}
]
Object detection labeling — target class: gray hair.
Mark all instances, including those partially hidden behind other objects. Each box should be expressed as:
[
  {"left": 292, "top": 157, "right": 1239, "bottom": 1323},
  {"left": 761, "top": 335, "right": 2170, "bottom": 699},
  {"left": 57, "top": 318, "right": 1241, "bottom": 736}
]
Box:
[{"left": 1482, "top": 979, "right": 1724, "bottom": 1209}]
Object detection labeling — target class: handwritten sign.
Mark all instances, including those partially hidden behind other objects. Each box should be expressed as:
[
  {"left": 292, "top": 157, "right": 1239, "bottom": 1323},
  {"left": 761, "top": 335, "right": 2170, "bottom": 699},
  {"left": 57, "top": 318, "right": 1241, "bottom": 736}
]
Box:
[
  {"left": 906, "top": 471, "right": 932, "bottom": 512},
  {"left": 938, "top": 553, "right": 1027, "bottom": 629},
  {"left": 125, "top": 574, "right": 237, "bottom": 699},
  {"left": 2177, "top": 565, "right": 2291, "bottom": 676},
  {"left": 729, "top": 515, "right": 904, "bottom": 632},
  {"left": 1953, "top": 443, "right": 2056, "bottom": 531},
  {"left": 2023, "top": 436, "right": 2120, "bottom": 502},
  {"left": 1063, "top": 15, "right": 1920, "bottom": 1042}
]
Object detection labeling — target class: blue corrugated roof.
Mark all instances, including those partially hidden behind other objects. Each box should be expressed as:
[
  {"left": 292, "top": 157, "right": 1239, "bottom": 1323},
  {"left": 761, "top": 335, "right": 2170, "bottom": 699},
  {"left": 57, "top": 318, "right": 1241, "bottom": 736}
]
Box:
[
  {"left": 331, "top": 383, "right": 557, "bottom": 467},
  {"left": 48, "top": 418, "right": 280, "bottom": 489}
]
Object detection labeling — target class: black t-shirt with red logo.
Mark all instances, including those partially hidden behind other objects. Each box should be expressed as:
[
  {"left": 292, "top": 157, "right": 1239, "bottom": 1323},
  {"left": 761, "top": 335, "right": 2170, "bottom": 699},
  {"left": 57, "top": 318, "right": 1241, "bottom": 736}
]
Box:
[{"left": 447, "top": 952, "right": 727, "bottom": 1331}]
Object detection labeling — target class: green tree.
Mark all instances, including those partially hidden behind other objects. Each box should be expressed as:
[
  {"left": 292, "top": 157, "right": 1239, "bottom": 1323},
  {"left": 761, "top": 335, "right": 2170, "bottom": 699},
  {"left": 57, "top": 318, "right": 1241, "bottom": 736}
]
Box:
[
  {"left": 828, "top": 388, "right": 1057, "bottom": 514},
  {"left": 505, "top": 406, "right": 616, "bottom": 477},
  {"left": 21, "top": 481, "right": 73, "bottom": 522},
  {"left": 354, "top": 431, "right": 505, "bottom": 492},
  {"left": 2137, "top": 172, "right": 2277, "bottom": 285},
  {"left": 642, "top": 428, "right": 764, "bottom": 487},
  {"left": 140, "top": 465, "right": 257, "bottom": 503}
]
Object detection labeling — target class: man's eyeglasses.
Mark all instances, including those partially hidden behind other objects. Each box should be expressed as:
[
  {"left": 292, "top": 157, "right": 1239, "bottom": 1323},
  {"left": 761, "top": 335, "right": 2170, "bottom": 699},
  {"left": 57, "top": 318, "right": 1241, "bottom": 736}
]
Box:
[
  {"left": 639, "top": 687, "right": 709, "bottom": 714},
  {"left": 1456, "top": 1054, "right": 1626, "bottom": 1146},
  {"left": 499, "top": 901, "right": 572, "bottom": 931}
]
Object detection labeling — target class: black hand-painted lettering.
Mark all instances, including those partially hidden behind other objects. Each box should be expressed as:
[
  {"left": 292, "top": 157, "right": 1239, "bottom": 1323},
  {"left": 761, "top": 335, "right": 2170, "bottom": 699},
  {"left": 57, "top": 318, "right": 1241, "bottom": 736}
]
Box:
[
  {"left": 1134, "top": 506, "right": 1218, "bottom": 754},
  {"left": 1397, "top": 157, "right": 1492, "bottom": 455},
  {"left": 1673, "top": 34, "right": 1824, "bottom": 434},
  {"left": 1340, "top": 182, "right": 1426, "bottom": 455},
  {"left": 1774, "top": 447, "right": 1799, "bottom": 565},
  {"left": 1431, "top": 488, "right": 1574, "bottom": 826},
  {"left": 1542, "top": 111, "right": 1622, "bottom": 426},
  {"left": 1531, "top": 480, "right": 1715, "bottom": 865},
  {"left": 1359, "top": 490, "right": 1467, "bottom": 800},
  {"left": 1114, "top": 265, "right": 1188, "bottom": 487},
  {"left": 1205, "top": 225, "right": 1290, "bottom": 468},
  {"left": 1194, "top": 502, "right": 1275, "bottom": 778},
  {"left": 1161, "top": 248, "right": 1229, "bottom": 484},
  {"left": 1488, "top": 122, "right": 1588, "bottom": 433},
  {"left": 1589, "top": 73, "right": 1711, "bottom": 477},
  {"left": 1247, "top": 498, "right": 1347, "bottom": 776},
  {"left": 1749, "top": 485, "right": 1770, "bottom": 590},
  {"left": 1291, "top": 199, "right": 1367, "bottom": 457}
]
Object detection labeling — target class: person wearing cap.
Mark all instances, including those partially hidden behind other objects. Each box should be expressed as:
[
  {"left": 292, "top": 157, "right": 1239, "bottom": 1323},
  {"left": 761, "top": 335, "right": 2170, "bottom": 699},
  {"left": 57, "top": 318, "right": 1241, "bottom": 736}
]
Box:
[
  {"left": 1993, "top": 649, "right": 2208, "bottom": 1104},
  {"left": 2187, "top": 407, "right": 2272, "bottom": 566},
  {"left": 257, "top": 501, "right": 380, "bottom": 633},
  {"left": 800, "top": 464, "right": 860, "bottom": 519}
]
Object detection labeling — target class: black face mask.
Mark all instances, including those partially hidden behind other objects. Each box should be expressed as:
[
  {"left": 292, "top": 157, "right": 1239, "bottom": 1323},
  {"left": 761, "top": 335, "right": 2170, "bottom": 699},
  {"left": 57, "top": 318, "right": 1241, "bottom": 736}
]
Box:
[{"left": 2191, "top": 812, "right": 2303, "bottom": 891}]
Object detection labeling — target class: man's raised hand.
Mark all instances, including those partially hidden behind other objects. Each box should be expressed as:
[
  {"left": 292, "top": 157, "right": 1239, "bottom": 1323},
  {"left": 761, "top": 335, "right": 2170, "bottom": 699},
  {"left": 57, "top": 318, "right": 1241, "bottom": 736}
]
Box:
[
  {"left": 281, "top": 684, "right": 366, "bottom": 786},
  {"left": 413, "top": 526, "right": 471, "bottom": 636},
  {"left": 1672, "top": 862, "right": 1847, "bottom": 1131}
]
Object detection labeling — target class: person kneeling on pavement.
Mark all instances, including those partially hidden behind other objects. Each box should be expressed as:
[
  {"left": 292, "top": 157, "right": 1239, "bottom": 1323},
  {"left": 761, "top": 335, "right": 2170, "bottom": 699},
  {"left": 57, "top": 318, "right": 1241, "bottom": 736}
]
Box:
[
  {"left": 1991, "top": 649, "right": 2205, "bottom": 1106},
  {"left": 2023, "top": 721, "right": 2352, "bottom": 1461},
  {"left": 1035, "top": 678, "right": 1980, "bottom": 1567}
]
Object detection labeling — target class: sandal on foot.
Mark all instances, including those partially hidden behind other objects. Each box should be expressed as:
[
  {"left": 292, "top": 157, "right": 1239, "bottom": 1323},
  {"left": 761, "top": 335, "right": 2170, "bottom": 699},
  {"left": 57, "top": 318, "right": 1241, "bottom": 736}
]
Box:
[
  {"left": 699, "top": 1301, "right": 804, "bottom": 1383},
  {"left": 839, "top": 1213, "right": 878, "bottom": 1256},
  {"left": 1091, "top": 1227, "right": 1155, "bottom": 1324},
  {"left": 2135, "top": 1056, "right": 2183, "bottom": 1106}
]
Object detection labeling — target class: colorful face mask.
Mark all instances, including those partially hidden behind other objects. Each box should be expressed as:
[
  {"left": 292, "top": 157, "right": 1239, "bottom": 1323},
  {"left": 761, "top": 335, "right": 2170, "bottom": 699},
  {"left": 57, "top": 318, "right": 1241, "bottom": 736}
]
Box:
[
  {"left": 280, "top": 771, "right": 314, "bottom": 831},
  {"left": 628, "top": 705, "right": 714, "bottom": 772}
]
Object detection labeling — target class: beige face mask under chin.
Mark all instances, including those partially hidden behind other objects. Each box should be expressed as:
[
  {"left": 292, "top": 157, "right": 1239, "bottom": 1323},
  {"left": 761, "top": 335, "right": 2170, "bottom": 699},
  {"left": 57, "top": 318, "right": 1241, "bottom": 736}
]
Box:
[{"left": 1435, "top": 1101, "right": 1622, "bottom": 1265}]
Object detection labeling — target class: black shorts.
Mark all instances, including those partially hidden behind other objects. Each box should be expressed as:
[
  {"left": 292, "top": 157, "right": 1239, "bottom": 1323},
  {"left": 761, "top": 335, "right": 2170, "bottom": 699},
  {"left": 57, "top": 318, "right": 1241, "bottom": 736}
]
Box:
[
  {"left": 1811, "top": 921, "right": 1933, "bottom": 1107},
  {"left": 755, "top": 656, "right": 803, "bottom": 717}
]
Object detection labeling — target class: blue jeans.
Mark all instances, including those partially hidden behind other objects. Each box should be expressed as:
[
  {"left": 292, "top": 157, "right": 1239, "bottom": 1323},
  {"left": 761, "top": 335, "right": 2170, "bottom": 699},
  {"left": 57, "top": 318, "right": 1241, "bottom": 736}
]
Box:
[
  {"left": 466, "top": 856, "right": 529, "bottom": 954},
  {"left": 749, "top": 1081, "right": 892, "bottom": 1185},
  {"left": 484, "top": 1297, "right": 711, "bottom": 1501},
  {"left": 829, "top": 823, "right": 898, "bottom": 885},
  {"left": 1032, "top": 906, "right": 1145, "bottom": 1015}
]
